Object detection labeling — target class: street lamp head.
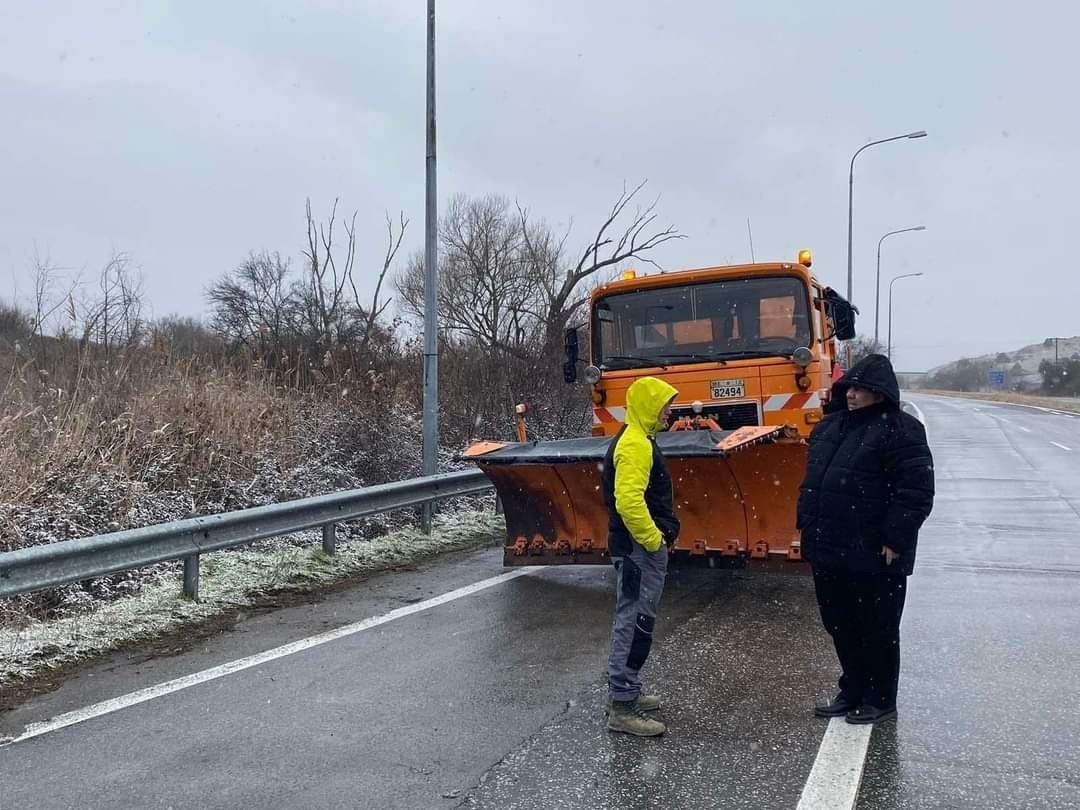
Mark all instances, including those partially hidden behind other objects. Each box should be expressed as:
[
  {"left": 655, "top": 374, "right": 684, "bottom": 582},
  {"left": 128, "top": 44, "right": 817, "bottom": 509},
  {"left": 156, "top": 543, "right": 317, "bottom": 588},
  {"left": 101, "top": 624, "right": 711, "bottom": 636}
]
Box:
[
  {"left": 913, "top": 225, "right": 926, "bottom": 231},
  {"left": 848, "top": 128, "right": 929, "bottom": 303}
]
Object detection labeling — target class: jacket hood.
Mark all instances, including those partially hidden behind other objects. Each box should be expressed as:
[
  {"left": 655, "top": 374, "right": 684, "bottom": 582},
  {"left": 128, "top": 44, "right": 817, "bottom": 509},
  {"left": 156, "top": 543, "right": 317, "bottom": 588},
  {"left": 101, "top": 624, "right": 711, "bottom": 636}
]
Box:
[
  {"left": 833, "top": 353, "right": 901, "bottom": 404},
  {"left": 625, "top": 376, "right": 679, "bottom": 436}
]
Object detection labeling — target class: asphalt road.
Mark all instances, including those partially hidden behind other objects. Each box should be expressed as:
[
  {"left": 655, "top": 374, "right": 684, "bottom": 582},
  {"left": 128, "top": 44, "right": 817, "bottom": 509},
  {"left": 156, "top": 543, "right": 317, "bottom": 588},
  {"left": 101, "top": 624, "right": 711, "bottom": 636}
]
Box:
[
  {"left": 1, "top": 394, "right": 1078, "bottom": 809},
  {"left": 853, "top": 395, "right": 1080, "bottom": 809}
]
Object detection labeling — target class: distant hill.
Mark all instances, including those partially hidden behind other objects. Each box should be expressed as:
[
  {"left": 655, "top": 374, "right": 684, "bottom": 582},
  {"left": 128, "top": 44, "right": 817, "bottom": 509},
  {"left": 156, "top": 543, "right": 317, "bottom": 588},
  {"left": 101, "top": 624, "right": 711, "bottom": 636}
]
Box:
[{"left": 924, "top": 336, "right": 1080, "bottom": 390}]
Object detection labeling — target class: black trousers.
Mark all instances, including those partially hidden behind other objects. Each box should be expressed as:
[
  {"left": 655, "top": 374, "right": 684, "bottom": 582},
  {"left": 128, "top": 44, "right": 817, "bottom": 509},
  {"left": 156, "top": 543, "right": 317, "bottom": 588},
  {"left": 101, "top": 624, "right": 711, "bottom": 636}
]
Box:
[{"left": 812, "top": 567, "right": 908, "bottom": 709}]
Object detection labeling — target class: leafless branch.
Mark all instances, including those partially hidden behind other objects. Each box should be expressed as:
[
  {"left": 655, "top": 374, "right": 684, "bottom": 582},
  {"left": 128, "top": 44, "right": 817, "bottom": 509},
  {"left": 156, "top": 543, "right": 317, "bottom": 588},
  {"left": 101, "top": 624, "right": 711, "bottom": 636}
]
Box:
[
  {"left": 353, "top": 211, "right": 408, "bottom": 351},
  {"left": 542, "top": 180, "right": 684, "bottom": 347}
]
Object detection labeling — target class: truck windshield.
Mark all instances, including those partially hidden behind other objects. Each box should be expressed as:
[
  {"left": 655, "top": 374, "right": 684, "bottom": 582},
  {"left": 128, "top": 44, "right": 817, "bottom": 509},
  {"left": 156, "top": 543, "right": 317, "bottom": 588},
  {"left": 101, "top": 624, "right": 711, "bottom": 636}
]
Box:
[{"left": 593, "top": 276, "right": 812, "bottom": 370}]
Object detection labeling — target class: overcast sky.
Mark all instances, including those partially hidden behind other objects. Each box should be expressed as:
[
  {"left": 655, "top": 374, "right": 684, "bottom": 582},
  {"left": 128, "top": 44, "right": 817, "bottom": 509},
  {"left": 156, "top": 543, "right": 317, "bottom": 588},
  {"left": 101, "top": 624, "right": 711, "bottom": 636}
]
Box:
[{"left": 2, "top": 1, "right": 1077, "bottom": 371}]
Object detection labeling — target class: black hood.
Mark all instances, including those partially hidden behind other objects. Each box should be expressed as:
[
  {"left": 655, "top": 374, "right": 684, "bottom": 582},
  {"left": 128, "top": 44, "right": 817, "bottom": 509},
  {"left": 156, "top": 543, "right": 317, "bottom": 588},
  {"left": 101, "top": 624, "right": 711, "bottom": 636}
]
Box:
[{"left": 833, "top": 353, "right": 901, "bottom": 405}]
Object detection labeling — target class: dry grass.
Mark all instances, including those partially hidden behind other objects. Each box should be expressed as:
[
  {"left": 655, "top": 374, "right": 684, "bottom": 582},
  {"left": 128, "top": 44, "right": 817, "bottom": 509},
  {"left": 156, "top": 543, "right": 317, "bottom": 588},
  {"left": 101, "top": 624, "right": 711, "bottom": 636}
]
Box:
[
  {"left": 0, "top": 313, "right": 582, "bottom": 627},
  {"left": 1, "top": 344, "right": 301, "bottom": 523},
  {"left": 0, "top": 337, "right": 441, "bottom": 624}
]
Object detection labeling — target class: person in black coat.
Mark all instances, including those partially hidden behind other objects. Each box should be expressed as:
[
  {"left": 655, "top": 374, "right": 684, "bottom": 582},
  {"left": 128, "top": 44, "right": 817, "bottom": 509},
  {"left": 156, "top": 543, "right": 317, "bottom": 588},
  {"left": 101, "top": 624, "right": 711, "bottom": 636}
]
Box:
[{"left": 796, "top": 353, "right": 935, "bottom": 724}]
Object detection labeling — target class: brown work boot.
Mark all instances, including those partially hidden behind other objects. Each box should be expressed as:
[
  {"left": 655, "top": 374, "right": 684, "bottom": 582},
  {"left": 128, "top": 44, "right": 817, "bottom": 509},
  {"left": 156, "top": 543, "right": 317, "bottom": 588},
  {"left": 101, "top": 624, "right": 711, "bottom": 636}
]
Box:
[
  {"left": 607, "top": 694, "right": 662, "bottom": 713},
  {"left": 607, "top": 699, "right": 666, "bottom": 737}
]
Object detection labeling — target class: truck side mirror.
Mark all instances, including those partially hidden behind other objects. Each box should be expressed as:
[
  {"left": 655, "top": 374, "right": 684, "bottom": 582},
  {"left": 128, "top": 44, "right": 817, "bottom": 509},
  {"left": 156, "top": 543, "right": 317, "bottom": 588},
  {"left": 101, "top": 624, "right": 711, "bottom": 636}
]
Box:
[
  {"left": 823, "top": 288, "right": 858, "bottom": 341},
  {"left": 563, "top": 328, "right": 579, "bottom": 383},
  {"left": 833, "top": 301, "right": 857, "bottom": 341}
]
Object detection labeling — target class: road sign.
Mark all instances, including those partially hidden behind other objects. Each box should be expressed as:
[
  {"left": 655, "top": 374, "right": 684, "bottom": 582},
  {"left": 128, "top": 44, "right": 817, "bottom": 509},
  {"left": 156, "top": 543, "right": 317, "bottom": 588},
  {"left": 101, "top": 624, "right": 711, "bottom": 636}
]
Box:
[{"left": 988, "top": 370, "right": 1006, "bottom": 388}]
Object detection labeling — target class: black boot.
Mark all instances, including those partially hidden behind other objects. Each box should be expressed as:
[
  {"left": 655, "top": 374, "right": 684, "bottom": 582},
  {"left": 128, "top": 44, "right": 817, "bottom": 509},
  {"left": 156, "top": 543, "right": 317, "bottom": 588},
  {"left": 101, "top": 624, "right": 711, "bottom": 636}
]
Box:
[
  {"left": 844, "top": 703, "right": 897, "bottom": 724},
  {"left": 814, "top": 692, "right": 859, "bottom": 718}
]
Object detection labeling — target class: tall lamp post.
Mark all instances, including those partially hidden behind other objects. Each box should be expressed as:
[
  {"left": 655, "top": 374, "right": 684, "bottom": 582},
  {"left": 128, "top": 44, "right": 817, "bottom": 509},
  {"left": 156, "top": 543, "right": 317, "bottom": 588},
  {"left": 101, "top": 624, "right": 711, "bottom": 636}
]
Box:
[
  {"left": 887, "top": 272, "right": 924, "bottom": 361},
  {"left": 875, "top": 225, "right": 925, "bottom": 345},
  {"left": 421, "top": 0, "right": 438, "bottom": 532},
  {"left": 846, "top": 131, "right": 928, "bottom": 304}
]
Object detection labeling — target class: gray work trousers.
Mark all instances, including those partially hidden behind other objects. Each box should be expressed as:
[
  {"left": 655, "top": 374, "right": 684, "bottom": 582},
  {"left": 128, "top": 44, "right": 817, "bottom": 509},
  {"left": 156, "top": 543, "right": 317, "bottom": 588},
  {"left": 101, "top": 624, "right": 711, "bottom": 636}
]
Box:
[{"left": 607, "top": 542, "right": 668, "bottom": 701}]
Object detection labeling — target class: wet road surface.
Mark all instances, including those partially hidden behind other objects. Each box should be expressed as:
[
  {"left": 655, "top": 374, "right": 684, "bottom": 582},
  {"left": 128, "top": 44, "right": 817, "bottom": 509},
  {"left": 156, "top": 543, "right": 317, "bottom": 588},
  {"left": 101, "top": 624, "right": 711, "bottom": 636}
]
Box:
[
  {"left": 855, "top": 395, "right": 1080, "bottom": 809},
  {"left": 1, "top": 393, "right": 1077, "bottom": 808}
]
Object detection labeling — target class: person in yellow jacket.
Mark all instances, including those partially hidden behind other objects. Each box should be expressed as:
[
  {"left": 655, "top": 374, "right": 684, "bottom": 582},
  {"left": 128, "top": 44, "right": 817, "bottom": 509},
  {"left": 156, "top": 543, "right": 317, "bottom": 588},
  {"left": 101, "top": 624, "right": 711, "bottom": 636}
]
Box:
[{"left": 600, "top": 376, "right": 680, "bottom": 736}]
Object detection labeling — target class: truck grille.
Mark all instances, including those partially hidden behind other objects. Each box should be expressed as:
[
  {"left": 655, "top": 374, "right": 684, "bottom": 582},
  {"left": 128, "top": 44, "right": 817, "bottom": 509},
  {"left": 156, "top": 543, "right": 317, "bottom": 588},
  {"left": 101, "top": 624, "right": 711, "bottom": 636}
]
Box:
[{"left": 671, "top": 402, "right": 760, "bottom": 430}]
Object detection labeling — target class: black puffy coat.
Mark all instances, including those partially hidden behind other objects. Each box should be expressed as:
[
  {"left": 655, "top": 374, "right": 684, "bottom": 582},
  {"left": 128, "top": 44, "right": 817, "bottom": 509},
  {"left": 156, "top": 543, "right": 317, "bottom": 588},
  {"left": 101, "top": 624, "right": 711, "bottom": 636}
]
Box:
[{"left": 796, "top": 354, "right": 935, "bottom": 576}]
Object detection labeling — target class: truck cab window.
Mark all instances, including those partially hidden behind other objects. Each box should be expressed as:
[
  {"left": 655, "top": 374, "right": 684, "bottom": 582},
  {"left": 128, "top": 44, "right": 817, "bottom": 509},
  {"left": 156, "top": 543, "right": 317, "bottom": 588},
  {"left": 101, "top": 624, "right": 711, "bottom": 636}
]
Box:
[{"left": 594, "top": 276, "right": 812, "bottom": 368}]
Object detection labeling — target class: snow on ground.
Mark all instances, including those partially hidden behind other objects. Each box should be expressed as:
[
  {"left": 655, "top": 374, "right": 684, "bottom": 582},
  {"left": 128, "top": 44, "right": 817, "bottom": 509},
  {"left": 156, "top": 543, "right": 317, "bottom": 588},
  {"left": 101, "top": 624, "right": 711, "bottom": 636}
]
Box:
[{"left": 0, "top": 509, "right": 504, "bottom": 688}]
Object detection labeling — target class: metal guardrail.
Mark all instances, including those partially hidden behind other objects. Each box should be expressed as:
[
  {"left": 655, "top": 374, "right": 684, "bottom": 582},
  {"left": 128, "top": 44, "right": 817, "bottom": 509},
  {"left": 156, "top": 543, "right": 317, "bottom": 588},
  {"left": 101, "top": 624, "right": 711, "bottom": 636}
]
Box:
[{"left": 0, "top": 469, "right": 493, "bottom": 601}]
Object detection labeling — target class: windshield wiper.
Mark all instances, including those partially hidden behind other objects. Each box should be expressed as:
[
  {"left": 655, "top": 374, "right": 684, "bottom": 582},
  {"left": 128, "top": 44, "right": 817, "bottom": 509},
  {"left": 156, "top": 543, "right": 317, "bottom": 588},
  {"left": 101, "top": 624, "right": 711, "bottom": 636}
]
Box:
[
  {"left": 711, "top": 350, "right": 792, "bottom": 361},
  {"left": 601, "top": 355, "right": 668, "bottom": 370},
  {"left": 655, "top": 352, "right": 728, "bottom": 365}
]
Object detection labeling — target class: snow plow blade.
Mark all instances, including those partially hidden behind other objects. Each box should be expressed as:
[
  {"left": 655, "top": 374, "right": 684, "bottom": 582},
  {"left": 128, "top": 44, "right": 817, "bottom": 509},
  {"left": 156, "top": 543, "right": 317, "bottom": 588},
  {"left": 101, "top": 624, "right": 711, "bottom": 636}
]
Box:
[{"left": 464, "top": 426, "right": 806, "bottom": 567}]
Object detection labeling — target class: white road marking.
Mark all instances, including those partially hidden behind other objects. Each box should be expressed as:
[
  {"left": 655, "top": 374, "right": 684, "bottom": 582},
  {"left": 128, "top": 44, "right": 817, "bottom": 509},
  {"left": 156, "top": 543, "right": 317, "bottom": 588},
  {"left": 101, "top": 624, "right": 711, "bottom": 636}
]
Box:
[
  {"left": 796, "top": 718, "right": 873, "bottom": 810},
  {"left": 997, "top": 417, "right": 1032, "bottom": 433},
  {"left": 965, "top": 398, "right": 1078, "bottom": 419},
  {"left": 988, "top": 414, "right": 1033, "bottom": 433},
  {"left": 1, "top": 569, "right": 533, "bottom": 747},
  {"left": 928, "top": 394, "right": 1080, "bottom": 428},
  {"left": 906, "top": 399, "right": 927, "bottom": 424},
  {"left": 905, "top": 399, "right": 930, "bottom": 441},
  {"left": 1050, "top": 441, "right": 1072, "bottom": 452}
]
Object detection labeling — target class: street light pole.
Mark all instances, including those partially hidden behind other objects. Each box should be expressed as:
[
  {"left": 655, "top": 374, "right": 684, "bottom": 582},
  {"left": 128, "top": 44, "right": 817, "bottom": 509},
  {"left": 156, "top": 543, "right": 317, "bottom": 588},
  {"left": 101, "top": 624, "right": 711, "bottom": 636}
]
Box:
[
  {"left": 421, "top": 0, "right": 438, "bottom": 532},
  {"left": 846, "top": 131, "right": 928, "bottom": 305},
  {"left": 887, "top": 272, "right": 924, "bottom": 361},
  {"left": 875, "top": 225, "right": 925, "bottom": 346}
]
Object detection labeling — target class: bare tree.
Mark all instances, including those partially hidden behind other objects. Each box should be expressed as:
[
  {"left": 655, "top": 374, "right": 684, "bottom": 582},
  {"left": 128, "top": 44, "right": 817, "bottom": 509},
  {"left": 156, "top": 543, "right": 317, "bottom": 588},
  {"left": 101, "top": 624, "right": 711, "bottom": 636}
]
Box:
[
  {"left": 522, "top": 180, "right": 684, "bottom": 351},
  {"left": 80, "top": 253, "right": 145, "bottom": 358},
  {"left": 207, "top": 251, "right": 296, "bottom": 355},
  {"left": 28, "top": 250, "right": 80, "bottom": 369},
  {"left": 206, "top": 202, "right": 408, "bottom": 382},
  {"left": 443, "top": 195, "right": 538, "bottom": 349},
  {"left": 297, "top": 198, "right": 408, "bottom": 359},
  {"left": 152, "top": 315, "right": 222, "bottom": 357},
  {"left": 846, "top": 335, "right": 884, "bottom": 367},
  {"left": 396, "top": 184, "right": 685, "bottom": 348},
  {"left": 299, "top": 198, "right": 355, "bottom": 352},
  {"left": 352, "top": 211, "right": 407, "bottom": 352},
  {"left": 395, "top": 185, "right": 682, "bottom": 442},
  {"left": 397, "top": 194, "right": 543, "bottom": 352}
]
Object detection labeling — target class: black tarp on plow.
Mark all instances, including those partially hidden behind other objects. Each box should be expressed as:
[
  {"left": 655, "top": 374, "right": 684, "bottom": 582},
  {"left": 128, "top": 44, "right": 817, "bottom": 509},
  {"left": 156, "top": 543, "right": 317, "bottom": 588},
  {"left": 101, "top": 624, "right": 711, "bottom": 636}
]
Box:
[{"left": 470, "top": 429, "right": 757, "bottom": 464}]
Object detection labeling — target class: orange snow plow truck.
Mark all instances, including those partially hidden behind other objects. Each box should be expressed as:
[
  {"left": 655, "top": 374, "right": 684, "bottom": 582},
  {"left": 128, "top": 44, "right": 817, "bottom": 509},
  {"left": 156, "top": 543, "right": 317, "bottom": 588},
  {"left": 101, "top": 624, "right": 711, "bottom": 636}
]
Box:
[{"left": 465, "top": 251, "right": 858, "bottom": 567}]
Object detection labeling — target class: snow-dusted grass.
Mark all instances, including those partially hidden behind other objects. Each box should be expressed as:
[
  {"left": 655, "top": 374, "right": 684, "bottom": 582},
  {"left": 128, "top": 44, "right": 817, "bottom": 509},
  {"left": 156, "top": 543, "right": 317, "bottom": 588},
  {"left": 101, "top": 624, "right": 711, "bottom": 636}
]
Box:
[
  {"left": 0, "top": 509, "right": 504, "bottom": 689},
  {"left": 0, "top": 333, "right": 522, "bottom": 700}
]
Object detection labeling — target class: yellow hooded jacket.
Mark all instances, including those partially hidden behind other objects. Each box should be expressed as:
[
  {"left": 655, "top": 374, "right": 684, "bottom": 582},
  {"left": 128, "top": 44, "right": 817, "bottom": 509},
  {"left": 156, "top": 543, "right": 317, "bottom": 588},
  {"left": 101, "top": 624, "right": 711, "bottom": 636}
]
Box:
[{"left": 607, "top": 376, "right": 679, "bottom": 553}]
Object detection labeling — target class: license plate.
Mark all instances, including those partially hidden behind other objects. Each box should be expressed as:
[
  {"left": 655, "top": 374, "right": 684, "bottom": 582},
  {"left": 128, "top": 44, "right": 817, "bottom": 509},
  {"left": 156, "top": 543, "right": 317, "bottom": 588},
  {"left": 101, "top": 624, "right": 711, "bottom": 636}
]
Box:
[{"left": 711, "top": 379, "right": 745, "bottom": 399}]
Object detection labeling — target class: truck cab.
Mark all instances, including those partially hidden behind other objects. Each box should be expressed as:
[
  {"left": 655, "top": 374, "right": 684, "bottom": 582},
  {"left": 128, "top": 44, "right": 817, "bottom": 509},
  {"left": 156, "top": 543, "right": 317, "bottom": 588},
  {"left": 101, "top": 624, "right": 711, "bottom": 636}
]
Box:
[{"left": 569, "top": 253, "right": 854, "bottom": 438}]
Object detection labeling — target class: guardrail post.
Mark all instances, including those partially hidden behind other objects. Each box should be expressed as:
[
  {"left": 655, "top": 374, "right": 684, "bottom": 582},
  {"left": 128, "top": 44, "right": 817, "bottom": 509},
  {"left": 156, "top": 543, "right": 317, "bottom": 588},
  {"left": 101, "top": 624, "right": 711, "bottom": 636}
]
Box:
[
  {"left": 322, "top": 523, "right": 336, "bottom": 555},
  {"left": 182, "top": 554, "right": 200, "bottom": 601}
]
